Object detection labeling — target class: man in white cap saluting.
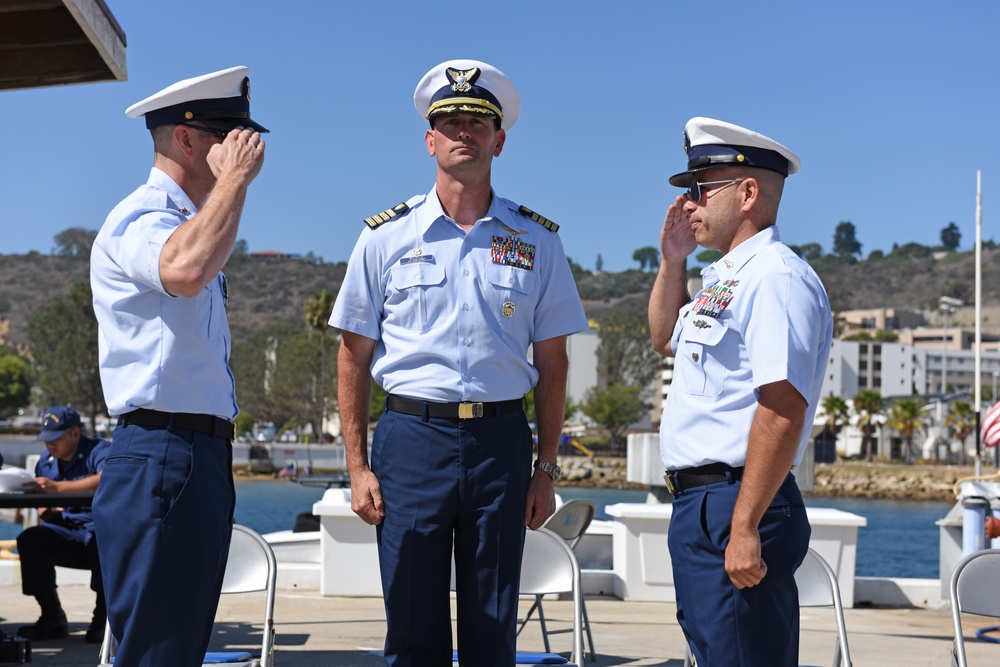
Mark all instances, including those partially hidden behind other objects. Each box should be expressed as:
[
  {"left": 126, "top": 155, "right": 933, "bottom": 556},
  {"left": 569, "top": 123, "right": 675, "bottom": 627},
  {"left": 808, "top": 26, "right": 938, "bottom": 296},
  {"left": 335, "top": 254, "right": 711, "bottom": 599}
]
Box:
[
  {"left": 331, "top": 59, "right": 587, "bottom": 665},
  {"left": 90, "top": 66, "right": 266, "bottom": 666},
  {"left": 648, "top": 118, "right": 832, "bottom": 666}
]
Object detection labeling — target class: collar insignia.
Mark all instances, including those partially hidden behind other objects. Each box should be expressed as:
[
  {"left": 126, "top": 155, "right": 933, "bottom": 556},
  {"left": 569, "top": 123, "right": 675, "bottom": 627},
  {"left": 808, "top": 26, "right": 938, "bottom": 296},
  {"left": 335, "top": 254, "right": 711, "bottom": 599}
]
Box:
[
  {"left": 693, "top": 319, "right": 711, "bottom": 329},
  {"left": 446, "top": 67, "right": 480, "bottom": 93},
  {"left": 723, "top": 259, "right": 734, "bottom": 268}
]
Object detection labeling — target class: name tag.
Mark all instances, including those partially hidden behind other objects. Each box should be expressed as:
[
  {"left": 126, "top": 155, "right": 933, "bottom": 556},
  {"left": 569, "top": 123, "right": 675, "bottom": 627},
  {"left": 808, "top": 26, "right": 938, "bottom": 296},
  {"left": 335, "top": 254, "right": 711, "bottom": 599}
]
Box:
[{"left": 400, "top": 255, "right": 435, "bottom": 265}]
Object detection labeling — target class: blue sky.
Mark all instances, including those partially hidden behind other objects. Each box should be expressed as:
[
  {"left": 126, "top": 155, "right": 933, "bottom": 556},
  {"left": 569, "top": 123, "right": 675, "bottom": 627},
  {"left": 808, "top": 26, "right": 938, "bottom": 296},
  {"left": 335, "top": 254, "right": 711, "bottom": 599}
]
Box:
[{"left": 2, "top": 1, "right": 997, "bottom": 272}]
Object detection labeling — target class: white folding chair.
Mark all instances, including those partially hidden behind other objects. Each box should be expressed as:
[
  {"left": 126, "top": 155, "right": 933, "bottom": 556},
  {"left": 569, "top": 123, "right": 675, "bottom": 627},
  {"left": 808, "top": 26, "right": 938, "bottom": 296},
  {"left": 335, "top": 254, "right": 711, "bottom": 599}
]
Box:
[
  {"left": 99, "top": 524, "right": 277, "bottom": 667},
  {"left": 453, "top": 527, "right": 584, "bottom": 667},
  {"left": 518, "top": 500, "right": 597, "bottom": 661},
  {"left": 683, "top": 548, "right": 852, "bottom": 667},
  {"left": 949, "top": 548, "right": 1000, "bottom": 667}
]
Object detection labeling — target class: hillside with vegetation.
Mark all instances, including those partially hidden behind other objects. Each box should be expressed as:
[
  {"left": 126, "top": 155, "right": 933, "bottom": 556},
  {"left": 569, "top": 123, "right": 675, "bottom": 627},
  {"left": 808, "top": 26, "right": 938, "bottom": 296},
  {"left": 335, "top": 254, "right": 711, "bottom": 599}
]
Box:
[{"left": 3, "top": 242, "right": 1000, "bottom": 350}]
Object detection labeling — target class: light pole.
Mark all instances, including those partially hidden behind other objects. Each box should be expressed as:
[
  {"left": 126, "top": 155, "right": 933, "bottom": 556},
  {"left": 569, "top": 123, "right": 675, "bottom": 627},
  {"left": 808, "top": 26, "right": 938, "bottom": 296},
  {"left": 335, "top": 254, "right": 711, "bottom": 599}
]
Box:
[{"left": 939, "top": 296, "right": 962, "bottom": 397}]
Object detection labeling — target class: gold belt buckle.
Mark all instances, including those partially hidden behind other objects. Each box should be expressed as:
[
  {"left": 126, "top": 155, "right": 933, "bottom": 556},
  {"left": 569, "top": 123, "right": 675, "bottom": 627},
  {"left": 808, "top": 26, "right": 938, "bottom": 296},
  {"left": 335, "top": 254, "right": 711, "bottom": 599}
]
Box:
[
  {"left": 458, "top": 402, "right": 484, "bottom": 419},
  {"left": 664, "top": 472, "right": 678, "bottom": 494}
]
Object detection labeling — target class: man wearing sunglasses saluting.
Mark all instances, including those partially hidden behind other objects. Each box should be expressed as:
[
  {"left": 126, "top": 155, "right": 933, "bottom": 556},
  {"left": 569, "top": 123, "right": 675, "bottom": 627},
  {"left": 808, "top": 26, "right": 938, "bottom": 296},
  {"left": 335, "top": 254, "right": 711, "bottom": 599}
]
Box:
[{"left": 648, "top": 118, "right": 832, "bottom": 666}]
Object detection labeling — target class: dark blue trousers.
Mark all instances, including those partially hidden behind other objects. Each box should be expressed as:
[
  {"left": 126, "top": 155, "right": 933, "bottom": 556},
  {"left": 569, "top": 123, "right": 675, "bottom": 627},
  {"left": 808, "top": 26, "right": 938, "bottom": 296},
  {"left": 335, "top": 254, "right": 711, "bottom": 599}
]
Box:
[
  {"left": 93, "top": 422, "right": 234, "bottom": 667},
  {"left": 17, "top": 521, "right": 103, "bottom": 598},
  {"left": 372, "top": 409, "right": 532, "bottom": 667},
  {"left": 669, "top": 474, "right": 810, "bottom": 667}
]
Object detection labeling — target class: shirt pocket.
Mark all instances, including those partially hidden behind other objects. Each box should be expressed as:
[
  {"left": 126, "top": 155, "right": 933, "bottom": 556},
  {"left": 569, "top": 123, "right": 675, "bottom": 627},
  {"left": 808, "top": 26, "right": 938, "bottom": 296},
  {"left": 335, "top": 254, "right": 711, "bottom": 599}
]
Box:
[
  {"left": 485, "top": 263, "right": 536, "bottom": 334},
  {"left": 675, "top": 318, "right": 731, "bottom": 397},
  {"left": 386, "top": 262, "right": 447, "bottom": 331}
]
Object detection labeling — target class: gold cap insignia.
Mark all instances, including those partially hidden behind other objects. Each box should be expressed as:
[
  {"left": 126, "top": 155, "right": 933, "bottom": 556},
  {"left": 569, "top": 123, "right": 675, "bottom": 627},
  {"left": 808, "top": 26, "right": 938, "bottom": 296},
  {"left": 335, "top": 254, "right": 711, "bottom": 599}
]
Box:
[
  {"left": 447, "top": 67, "right": 480, "bottom": 93},
  {"left": 502, "top": 301, "right": 516, "bottom": 317}
]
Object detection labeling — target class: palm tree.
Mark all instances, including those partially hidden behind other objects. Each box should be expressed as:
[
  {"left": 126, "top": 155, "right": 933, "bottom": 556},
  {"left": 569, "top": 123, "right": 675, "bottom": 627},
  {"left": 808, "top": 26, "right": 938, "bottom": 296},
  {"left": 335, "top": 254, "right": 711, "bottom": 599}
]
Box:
[
  {"left": 819, "top": 394, "right": 850, "bottom": 460},
  {"left": 890, "top": 398, "right": 927, "bottom": 465},
  {"left": 945, "top": 400, "right": 975, "bottom": 466},
  {"left": 303, "top": 288, "right": 335, "bottom": 442},
  {"left": 852, "top": 390, "right": 885, "bottom": 463}
]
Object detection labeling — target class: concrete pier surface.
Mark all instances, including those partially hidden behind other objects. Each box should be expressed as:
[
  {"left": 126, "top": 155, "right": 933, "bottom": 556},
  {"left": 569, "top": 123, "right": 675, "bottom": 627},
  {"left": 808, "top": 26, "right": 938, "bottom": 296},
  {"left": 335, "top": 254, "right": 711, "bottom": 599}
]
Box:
[{"left": 2, "top": 582, "right": 998, "bottom": 666}]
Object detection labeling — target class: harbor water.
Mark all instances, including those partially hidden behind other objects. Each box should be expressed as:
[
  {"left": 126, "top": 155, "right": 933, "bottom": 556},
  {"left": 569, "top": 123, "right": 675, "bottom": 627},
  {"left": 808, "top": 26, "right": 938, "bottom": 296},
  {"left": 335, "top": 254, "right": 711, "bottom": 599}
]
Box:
[{"left": 1, "top": 479, "right": 951, "bottom": 580}]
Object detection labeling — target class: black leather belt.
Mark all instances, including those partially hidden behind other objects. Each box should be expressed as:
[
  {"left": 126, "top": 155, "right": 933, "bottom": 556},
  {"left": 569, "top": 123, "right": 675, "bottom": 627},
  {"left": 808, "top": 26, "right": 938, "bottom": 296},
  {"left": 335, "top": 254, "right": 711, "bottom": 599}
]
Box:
[
  {"left": 385, "top": 395, "right": 523, "bottom": 420},
  {"left": 119, "top": 408, "right": 235, "bottom": 440},
  {"left": 665, "top": 463, "right": 744, "bottom": 494}
]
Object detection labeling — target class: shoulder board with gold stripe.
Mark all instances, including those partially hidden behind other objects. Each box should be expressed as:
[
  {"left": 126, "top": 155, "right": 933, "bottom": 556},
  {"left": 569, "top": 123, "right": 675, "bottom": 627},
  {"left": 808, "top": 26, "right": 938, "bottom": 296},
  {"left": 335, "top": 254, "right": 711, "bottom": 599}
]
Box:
[
  {"left": 364, "top": 202, "right": 410, "bottom": 230},
  {"left": 518, "top": 205, "right": 559, "bottom": 233}
]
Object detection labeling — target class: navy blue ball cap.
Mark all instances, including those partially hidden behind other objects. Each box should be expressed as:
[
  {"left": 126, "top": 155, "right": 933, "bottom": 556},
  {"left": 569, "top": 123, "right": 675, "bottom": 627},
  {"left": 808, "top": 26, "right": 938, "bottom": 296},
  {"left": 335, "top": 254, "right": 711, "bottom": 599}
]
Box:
[
  {"left": 126, "top": 66, "right": 269, "bottom": 133},
  {"left": 669, "top": 117, "right": 800, "bottom": 187},
  {"left": 36, "top": 406, "right": 81, "bottom": 441},
  {"left": 414, "top": 59, "right": 520, "bottom": 131}
]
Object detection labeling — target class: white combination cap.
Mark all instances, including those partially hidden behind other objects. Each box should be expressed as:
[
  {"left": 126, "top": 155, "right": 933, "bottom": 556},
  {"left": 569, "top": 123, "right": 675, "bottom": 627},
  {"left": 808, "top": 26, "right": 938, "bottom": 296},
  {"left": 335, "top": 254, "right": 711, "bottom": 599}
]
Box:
[
  {"left": 414, "top": 59, "right": 520, "bottom": 131},
  {"left": 669, "top": 117, "right": 799, "bottom": 187},
  {"left": 125, "top": 65, "right": 268, "bottom": 133}
]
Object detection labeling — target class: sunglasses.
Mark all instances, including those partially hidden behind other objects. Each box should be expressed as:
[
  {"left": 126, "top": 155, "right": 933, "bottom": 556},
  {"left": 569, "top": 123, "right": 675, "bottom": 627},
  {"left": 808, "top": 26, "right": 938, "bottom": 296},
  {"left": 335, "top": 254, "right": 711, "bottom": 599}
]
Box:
[
  {"left": 686, "top": 178, "right": 746, "bottom": 203},
  {"left": 181, "top": 123, "right": 230, "bottom": 140}
]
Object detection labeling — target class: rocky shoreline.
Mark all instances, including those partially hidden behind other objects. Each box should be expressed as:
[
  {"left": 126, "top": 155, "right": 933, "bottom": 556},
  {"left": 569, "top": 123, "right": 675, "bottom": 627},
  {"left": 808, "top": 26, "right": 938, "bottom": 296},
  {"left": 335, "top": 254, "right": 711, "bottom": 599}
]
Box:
[{"left": 553, "top": 456, "right": 992, "bottom": 502}]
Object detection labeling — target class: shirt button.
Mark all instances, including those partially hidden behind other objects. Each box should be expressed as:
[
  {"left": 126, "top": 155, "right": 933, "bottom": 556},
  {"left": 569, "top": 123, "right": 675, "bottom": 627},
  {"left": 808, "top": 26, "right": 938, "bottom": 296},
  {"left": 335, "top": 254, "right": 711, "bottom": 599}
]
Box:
[
  {"left": 692, "top": 352, "right": 700, "bottom": 362},
  {"left": 414, "top": 273, "right": 421, "bottom": 280},
  {"left": 464, "top": 269, "right": 470, "bottom": 277},
  {"left": 463, "top": 303, "right": 470, "bottom": 311},
  {"left": 463, "top": 338, "right": 471, "bottom": 346},
  {"left": 463, "top": 373, "right": 471, "bottom": 380}
]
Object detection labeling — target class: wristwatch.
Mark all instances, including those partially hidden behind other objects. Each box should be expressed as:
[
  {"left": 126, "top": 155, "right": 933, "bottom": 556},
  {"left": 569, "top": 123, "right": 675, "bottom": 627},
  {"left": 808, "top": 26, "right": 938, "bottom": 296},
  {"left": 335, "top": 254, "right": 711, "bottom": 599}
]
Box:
[{"left": 533, "top": 459, "right": 562, "bottom": 481}]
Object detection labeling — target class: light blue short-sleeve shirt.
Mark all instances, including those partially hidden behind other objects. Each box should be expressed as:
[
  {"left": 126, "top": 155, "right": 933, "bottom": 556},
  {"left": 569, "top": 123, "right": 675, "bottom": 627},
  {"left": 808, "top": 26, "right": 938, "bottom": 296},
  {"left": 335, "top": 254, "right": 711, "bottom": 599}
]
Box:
[
  {"left": 91, "top": 168, "right": 237, "bottom": 419},
  {"left": 659, "top": 226, "right": 833, "bottom": 469},
  {"left": 330, "top": 187, "right": 589, "bottom": 402}
]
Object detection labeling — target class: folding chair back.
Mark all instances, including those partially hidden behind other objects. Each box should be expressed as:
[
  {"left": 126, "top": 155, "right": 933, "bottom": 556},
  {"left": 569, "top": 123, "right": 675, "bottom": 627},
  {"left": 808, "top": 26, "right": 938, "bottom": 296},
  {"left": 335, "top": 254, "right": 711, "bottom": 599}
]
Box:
[
  {"left": 543, "top": 500, "right": 595, "bottom": 549},
  {"left": 950, "top": 548, "right": 1000, "bottom": 667},
  {"left": 682, "top": 548, "right": 852, "bottom": 667}
]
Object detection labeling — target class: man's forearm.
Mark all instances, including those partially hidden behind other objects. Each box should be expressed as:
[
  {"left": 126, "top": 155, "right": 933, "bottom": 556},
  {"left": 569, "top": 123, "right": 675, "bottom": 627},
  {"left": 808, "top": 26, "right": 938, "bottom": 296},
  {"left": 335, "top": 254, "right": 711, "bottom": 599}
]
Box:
[{"left": 648, "top": 255, "right": 688, "bottom": 357}]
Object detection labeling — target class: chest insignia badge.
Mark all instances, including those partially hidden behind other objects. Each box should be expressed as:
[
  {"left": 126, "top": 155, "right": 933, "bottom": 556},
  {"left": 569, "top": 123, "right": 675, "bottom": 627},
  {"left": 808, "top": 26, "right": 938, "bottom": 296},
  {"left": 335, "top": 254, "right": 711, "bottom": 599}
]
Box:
[
  {"left": 502, "top": 301, "right": 516, "bottom": 317},
  {"left": 500, "top": 223, "right": 528, "bottom": 236},
  {"left": 693, "top": 319, "right": 711, "bottom": 329}
]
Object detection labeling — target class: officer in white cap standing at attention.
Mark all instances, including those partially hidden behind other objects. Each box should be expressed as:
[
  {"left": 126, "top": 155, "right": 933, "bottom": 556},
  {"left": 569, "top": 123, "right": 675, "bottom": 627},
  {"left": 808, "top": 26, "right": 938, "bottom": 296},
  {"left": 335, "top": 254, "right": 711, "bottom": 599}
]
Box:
[
  {"left": 90, "top": 66, "right": 266, "bottom": 667},
  {"left": 648, "top": 118, "right": 832, "bottom": 666},
  {"left": 330, "top": 59, "right": 588, "bottom": 666}
]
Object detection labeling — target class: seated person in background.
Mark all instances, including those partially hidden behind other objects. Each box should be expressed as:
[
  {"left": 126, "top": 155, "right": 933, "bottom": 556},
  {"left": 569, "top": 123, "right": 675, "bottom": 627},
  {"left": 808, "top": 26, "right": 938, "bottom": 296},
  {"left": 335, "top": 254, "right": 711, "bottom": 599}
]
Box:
[{"left": 16, "top": 406, "right": 109, "bottom": 643}]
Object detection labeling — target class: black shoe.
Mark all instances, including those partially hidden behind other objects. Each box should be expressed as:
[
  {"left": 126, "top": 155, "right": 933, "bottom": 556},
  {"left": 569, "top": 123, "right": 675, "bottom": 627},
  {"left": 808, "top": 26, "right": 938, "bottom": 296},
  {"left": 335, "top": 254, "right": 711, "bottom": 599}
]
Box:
[
  {"left": 84, "top": 623, "right": 104, "bottom": 644},
  {"left": 17, "top": 612, "right": 69, "bottom": 640}
]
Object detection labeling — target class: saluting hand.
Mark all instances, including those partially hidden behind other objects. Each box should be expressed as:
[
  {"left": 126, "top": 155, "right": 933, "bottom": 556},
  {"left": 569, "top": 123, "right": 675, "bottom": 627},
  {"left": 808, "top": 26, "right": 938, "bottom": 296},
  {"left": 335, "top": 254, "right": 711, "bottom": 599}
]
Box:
[
  {"left": 207, "top": 127, "right": 266, "bottom": 183},
  {"left": 660, "top": 195, "right": 697, "bottom": 261}
]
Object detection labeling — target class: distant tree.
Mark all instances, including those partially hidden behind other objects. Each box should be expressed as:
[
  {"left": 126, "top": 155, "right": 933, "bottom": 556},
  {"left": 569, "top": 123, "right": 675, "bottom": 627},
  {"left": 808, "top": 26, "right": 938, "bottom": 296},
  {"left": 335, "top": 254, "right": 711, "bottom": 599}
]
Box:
[
  {"left": 890, "top": 398, "right": 927, "bottom": 464},
  {"left": 230, "top": 323, "right": 333, "bottom": 438},
  {"left": 872, "top": 330, "right": 899, "bottom": 342},
  {"left": 945, "top": 400, "right": 974, "bottom": 465},
  {"left": 819, "top": 394, "right": 850, "bottom": 456},
  {"left": 940, "top": 222, "right": 961, "bottom": 251},
  {"left": 595, "top": 254, "right": 603, "bottom": 272},
  {"left": 595, "top": 308, "right": 661, "bottom": 391},
  {"left": 579, "top": 384, "right": 645, "bottom": 450},
  {"left": 842, "top": 331, "right": 873, "bottom": 342},
  {"left": 788, "top": 243, "right": 823, "bottom": 260},
  {"left": 890, "top": 242, "right": 931, "bottom": 259},
  {"left": 0, "top": 353, "right": 31, "bottom": 418},
  {"left": 26, "top": 281, "right": 106, "bottom": 433},
  {"left": 53, "top": 227, "right": 98, "bottom": 258},
  {"left": 303, "top": 288, "right": 336, "bottom": 440},
  {"left": 853, "top": 390, "right": 885, "bottom": 462},
  {"left": 632, "top": 246, "right": 660, "bottom": 271},
  {"left": 695, "top": 249, "right": 722, "bottom": 264},
  {"left": 233, "top": 238, "right": 249, "bottom": 255},
  {"left": 868, "top": 249, "right": 884, "bottom": 260},
  {"left": 369, "top": 383, "right": 387, "bottom": 422},
  {"left": 833, "top": 221, "right": 862, "bottom": 261}
]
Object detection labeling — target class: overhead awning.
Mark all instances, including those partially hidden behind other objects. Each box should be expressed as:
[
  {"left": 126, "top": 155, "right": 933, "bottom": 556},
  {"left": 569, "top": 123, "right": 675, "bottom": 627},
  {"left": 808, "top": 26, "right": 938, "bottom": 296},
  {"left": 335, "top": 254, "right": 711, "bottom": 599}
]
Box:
[{"left": 0, "top": 0, "right": 127, "bottom": 91}]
